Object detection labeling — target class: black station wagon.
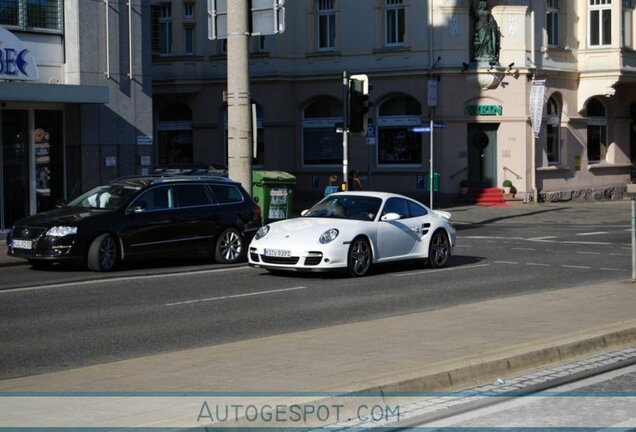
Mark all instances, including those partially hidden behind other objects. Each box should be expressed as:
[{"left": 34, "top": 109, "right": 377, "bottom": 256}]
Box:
[{"left": 7, "top": 176, "right": 262, "bottom": 271}]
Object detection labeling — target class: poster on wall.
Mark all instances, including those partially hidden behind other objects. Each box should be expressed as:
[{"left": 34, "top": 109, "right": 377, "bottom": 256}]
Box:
[{"left": 34, "top": 128, "right": 50, "bottom": 198}]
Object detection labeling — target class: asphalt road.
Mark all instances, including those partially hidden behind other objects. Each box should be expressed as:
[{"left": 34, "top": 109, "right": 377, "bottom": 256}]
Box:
[{"left": 0, "top": 221, "right": 631, "bottom": 380}]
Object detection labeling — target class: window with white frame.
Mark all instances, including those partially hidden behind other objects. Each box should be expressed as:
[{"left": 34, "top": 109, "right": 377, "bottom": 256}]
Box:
[
  {"left": 586, "top": 98, "right": 608, "bottom": 162},
  {"left": 318, "top": 0, "right": 336, "bottom": 50},
  {"left": 546, "top": 0, "right": 560, "bottom": 47},
  {"left": 589, "top": 0, "right": 612, "bottom": 47},
  {"left": 302, "top": 97, "right": 343, "bottom": 166},
  {"left": 377, "top": 95, "right": 422, "bottom": 165},
  {"left": 0, "top": 0, "right": 63, "bottom": 31},
  {"left": 546, "top": 96, "right": 561, "bottom": 164},
  {"left": 184, "top": 25, "right": 194, "bottom": 55},
  {"left": 385, "top": 0, "right": 405, "bottom": 47},
  {"left": 183, "top": 2, "right": 194, "bottom": 19}
]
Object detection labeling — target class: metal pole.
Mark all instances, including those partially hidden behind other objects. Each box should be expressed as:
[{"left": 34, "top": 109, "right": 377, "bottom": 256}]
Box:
[
  {"left": 631, "top": 198, "right": 636, "bottom": 282},
  {"left": 227, "top": 0, "right": 252, "bottom": 193},
  {"left": 342, "top": 71, "right": 349, "bottom": 191},
  {"left": 429, "top": 114, "right": 434, "bottom": 209}
]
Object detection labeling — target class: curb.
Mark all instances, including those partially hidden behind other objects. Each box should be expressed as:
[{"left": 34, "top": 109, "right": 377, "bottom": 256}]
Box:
[{"left": 353, "top": 325, "right": 636, "bottom": 396}]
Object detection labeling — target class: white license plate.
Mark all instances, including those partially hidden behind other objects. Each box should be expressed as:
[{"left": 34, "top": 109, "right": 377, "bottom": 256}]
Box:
[
  {"left": 12, "top": 239, "right": 32, "bottom": 250},
  {"left": 264, "top": 248, "right": 291, "bottom": 258}
]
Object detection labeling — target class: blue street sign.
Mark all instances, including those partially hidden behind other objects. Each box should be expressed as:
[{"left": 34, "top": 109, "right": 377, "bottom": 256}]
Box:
[
  {"left": 411, "top": 127, "right": 431, "bottom": 133},
  {"left": 434, "top": 122, "right": 446, "bottom": 128}
]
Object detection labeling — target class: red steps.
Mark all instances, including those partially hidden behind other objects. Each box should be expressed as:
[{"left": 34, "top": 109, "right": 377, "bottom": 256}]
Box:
[{"left": 475, "top": 187, "right": 508, "bottom": 207}]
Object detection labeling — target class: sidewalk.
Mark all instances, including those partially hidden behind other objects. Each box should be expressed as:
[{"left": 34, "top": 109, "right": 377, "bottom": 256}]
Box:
[{"left": 1, "top": 200, "right": 635, "bottom": 428}]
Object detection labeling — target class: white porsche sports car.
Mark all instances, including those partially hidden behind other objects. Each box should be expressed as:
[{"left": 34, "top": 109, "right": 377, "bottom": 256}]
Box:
[{"left": 248, "top": 191, "right": 456, "bottom": 277}]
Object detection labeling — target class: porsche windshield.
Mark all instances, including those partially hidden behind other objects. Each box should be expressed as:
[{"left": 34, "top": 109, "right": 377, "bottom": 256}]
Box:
[
  {"left": 304, "top": 195, "right": 382, "bottom": 221},
  {"left": 67, "top": 184, "right": 141, "bottom": 210}
]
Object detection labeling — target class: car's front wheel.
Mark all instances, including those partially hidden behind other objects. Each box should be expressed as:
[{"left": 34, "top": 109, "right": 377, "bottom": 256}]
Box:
[
  {"left": 428, "top": 230, "right": 450, "bottom": 268},
  {"left": 347, "top": 237, "right": 372, "bottom": 277},
  {"left": 215, "top": 228, "right": 245, "bottom": 264},
  {"left": 87, "top": 233, "right": 119, "bottom": 272}
]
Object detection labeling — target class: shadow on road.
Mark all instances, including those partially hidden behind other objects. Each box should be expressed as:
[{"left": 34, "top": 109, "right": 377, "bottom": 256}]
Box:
[{"left": 453, "top": 207, "right": 569, "bottom": 231}]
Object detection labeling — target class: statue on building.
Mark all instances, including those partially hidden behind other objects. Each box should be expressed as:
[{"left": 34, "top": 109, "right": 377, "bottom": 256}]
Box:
[{"left": 472, "top": 0, "right": 500, "bottom": 62}]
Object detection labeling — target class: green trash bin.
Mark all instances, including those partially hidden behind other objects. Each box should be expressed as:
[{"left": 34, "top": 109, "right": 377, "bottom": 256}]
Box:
[
  {"left": 252, "top": 171, "right": 296, "bottom": 224},
  {"left": 425, "top": 172, "right": 440, "bottom": 192}
]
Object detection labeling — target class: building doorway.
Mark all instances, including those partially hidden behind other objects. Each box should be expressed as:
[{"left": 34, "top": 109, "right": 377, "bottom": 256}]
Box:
[
  {"left": 467, "top": 123, "right": 499, "bottom": 188},
  {"left": 0, "top": 108, "right": 65, "bottom": 231}
]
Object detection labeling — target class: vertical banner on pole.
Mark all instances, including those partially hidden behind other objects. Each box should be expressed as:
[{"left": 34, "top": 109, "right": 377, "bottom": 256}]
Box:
[{"left": 530, "top": 79, "right": 546, "bottom": 139}]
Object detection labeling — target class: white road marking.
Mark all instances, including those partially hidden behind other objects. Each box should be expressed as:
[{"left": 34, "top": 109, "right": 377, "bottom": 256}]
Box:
[
  {"left": 0, "top": 266, "right": 248, "bottom": 294},
  {"left": 511, "top": 247, "right": 536, "bottom": 251},
  {"left": 576, "top": 231, "right": 609, "bottom": 236},
  {"left": 600, "top": 267, "right": 629, "bottom": 272},
  {"left": 561, "top": 265, "right": 592, "bottom": 269},
  {"left": 459, "top": 236, "right": 523, "bottom": 240},
  {"left": 526, "top": 236, "right": 557, "bottom": 242},
  {"left": 561, "top": 241, "right": 611, "bottom": 245},
  {"left": 576, "top": 251, "right": 601, "bottom": 255},
  {"left": 526, "top": 263, "right": 550, "bottom": 267},
  {"left": 392, "top": 263, "right": 490, "bottom": 277},
  {"left": 165, "top": 286, "right": 309, "bottom": 307},
  {"left": 495, "top": 261, "right": 518, "bottom": 265}
]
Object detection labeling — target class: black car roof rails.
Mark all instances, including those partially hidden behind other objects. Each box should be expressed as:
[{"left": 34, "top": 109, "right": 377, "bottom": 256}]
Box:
[{"left": 151, "top": 174, "right": 232, "bottom": 184}]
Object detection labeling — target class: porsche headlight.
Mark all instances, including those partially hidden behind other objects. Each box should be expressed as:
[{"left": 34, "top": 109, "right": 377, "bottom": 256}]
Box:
[
  {"left": 46, "top": 226, "right": 78, "bottom": 237},
  {"left": 255, "top": 225, "right": 270, "bottom": 240},
  {"left": 319, "top": 228, "right": 339, "bottom": 244}
]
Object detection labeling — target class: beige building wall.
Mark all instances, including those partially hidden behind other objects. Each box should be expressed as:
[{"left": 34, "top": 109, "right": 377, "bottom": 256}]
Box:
[{"left": 152, "top": 0, "right": 636, "bottom": 204}]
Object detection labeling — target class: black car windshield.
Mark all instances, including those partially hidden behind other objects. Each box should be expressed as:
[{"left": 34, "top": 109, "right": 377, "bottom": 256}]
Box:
[
  {"left": 67, "top": 185, "right": 142, "bottom": 209},
  {"left": 303, "top": 195, "right": 382, "bottom": 221}
]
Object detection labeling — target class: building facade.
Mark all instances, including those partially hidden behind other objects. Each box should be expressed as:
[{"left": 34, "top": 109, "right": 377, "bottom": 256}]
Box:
[
  {"left": 151, "top": 0, "right": 636, "bottom": 204},
  {"left": 0, "top": 0, "right": 153, "bottom": 232}
]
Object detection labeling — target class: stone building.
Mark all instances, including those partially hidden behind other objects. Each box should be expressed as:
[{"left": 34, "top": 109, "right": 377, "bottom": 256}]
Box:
[
  {"left": 152, "top": 0, "right": 636, "bottom": 204},
  {"left": 0, "top": 0, "right": 153, "bottom": 231}
]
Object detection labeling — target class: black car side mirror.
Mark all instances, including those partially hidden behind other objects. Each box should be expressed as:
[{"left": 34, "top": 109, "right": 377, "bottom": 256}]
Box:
[{"left": 54, "top": 199, "right": 66, "bottom": 208}]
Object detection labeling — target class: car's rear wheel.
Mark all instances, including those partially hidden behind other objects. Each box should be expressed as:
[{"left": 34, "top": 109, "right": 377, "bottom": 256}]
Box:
[
  {"left": 347, "top": 237, "right": 372, "bottom": 277},
  {"left": 87, "top": 233, "right": 119, "bottom": 272},
  {"left": 215, "top": 228, "right": 245, "bottom": 264},
  {"left": 428, "top": 230, "right": 450, "bottom": 268}
]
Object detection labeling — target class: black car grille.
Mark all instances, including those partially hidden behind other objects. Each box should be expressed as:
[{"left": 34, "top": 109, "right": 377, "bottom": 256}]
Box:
[
  {"left": 12, "top": 226, "right": 47, "bottom": 240},
  {"left": 260, "top": 255, "right": 300, "bottom": 265},
  {"left": 304, "top": 252, "right": 323, "bottom": 266},
  {"left": 250, "top": 250, "right": 260, "bottom": 262}
]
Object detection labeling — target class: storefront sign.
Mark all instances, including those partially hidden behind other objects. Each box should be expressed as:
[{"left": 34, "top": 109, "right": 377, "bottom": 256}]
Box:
[
  {"left": 465, "top": 105, "right": 503, "bottom": 116},
  {"left": 0, "top": 26, "right": 39, "bottom": 81}
]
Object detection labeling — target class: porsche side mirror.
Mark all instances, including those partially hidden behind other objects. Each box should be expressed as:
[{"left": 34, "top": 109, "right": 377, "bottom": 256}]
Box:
[
  {"left": 380, "top": 212, "right": 401, "bottom": 222},
  {"left": 301, "top": 209, "right": 309, "bottom": 216}
]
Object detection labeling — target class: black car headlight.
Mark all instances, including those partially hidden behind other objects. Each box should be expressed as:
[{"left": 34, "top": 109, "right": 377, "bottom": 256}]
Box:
[{"left": 45, "top": 226, "right": 78, "bottom": 237}]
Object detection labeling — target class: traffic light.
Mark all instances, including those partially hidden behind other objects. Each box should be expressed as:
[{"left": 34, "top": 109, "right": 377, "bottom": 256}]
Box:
[{"left": 348, "top": 74, "right": 370, "bottom": 135}]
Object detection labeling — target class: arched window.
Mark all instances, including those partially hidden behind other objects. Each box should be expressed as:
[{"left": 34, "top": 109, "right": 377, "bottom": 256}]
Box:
[
  {"left": 157, "top": 103, "right": 193, "bottom": 164},
  {"left": 377, "top": 95, "right": 422, "bottom": 165},
  {"left": 586, "top": 98, "right": 607, "bottom": 162},
  {"left": 302, "top": 96, "right": 343, "bottom": 165},
  {"left": 546, "top": 96, "right": 561, "bottom": 164}
]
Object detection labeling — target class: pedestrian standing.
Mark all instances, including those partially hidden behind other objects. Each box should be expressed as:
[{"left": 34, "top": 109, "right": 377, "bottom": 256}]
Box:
[
  {"left": 324, "top": 174, "right": 340, "bottom": 196},
  {"left": 348, "top": 170, "right": 363, "bottom": 191}
]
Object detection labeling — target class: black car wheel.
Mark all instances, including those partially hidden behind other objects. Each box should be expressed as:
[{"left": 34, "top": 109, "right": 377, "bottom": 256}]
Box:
[
  {"left": 87, "top": 233, "right": 119, "bottom": 272},
  {"left": 215, "top": 228, "right": 245, "bottom": 264},
  {"left": 347, "top": 237, "right": 372, "bottom": 277},
  {"left": 428, "top": 230, "right": 450, "bottom": 268}
]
